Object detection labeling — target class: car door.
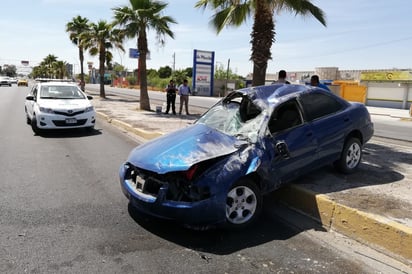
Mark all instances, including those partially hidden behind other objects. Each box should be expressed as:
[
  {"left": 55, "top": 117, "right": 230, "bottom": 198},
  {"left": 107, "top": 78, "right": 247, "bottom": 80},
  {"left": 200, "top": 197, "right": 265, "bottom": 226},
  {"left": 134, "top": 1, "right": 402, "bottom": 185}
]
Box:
[
  {"left": 266, "top": 99, "right": 317, "bottom": 183},
  {"left": 298, "top": 90, "right": 352, "bottom": 164}
]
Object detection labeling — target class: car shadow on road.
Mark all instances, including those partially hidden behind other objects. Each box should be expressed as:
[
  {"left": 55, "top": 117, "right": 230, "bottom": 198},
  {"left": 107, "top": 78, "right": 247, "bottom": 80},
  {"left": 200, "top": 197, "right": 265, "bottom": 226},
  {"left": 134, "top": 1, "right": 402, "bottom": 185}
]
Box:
[
  {"left": 127, "top": 201, "right": 322, "bottom": 256},
  {"left": 36, "top": 128, "right": 102, "bottom": 138}
]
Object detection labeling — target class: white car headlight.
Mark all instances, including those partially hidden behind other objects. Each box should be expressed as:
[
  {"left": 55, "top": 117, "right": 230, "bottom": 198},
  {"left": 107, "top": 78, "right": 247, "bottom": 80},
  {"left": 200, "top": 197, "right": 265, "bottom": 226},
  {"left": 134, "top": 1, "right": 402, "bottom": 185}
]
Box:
[
  {"left": 85, "top": 106, "right": 94, "bottom": 113},
  {"left": 39, "top": 107, "right": 54, "bottom": 114}
]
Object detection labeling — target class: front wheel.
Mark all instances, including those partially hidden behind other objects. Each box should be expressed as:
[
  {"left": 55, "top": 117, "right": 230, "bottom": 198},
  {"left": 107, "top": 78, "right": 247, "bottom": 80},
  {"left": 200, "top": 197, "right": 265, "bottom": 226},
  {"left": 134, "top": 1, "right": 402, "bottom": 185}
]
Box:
[
  {"left": 334, "top": 137, "right": 362, "bottom": 174},
  {"left": 225, "top": 179, "right": 262, "bottom": 229},
  {"left": 31, "top": 115, "right": 41, "bottom": 135}
]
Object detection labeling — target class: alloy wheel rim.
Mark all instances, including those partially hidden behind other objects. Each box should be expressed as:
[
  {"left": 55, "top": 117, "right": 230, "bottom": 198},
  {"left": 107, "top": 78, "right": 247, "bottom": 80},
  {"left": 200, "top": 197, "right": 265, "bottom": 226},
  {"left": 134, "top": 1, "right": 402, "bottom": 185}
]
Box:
[
  {"left": 226, "top": 186, "right": 257, "bottom": 224},
  {"left": 346, "top": 143, "right": 361, "bottom": 169}
]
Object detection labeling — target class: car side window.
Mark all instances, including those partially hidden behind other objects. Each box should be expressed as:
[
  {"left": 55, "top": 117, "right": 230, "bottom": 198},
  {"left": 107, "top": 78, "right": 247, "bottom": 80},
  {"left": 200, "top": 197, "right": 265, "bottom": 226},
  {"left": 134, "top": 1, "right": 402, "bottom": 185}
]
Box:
[
  {"left": 299, "top": 92, "right": 344, "bottom": 122},
  {"left": 31, "top": 86, "right": 38, "bottom": 98},
  {"left": 269, "top": 100, "right": 302, "bottom": 133}
]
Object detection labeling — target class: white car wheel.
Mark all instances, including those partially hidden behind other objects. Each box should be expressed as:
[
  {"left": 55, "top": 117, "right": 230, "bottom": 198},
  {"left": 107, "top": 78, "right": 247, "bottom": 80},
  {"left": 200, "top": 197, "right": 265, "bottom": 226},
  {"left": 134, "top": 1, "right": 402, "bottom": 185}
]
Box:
[{"left": 226, "top": 179, "right": 262, "bottom": 228}]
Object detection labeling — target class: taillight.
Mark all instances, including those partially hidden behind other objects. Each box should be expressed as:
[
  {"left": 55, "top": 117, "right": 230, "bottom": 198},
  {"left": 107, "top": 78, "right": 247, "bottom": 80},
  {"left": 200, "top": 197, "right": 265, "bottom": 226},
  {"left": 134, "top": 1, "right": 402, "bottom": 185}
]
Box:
[{"left": 185, "top": 164, "right": 199, "bottom": 180}]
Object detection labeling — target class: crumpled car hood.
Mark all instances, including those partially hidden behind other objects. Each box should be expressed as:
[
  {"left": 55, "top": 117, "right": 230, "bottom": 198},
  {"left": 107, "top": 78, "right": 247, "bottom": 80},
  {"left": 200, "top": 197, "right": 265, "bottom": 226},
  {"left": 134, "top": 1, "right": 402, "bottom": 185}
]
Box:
[{"left": 126, "top": 124, "right": 240, "bottom": 174}]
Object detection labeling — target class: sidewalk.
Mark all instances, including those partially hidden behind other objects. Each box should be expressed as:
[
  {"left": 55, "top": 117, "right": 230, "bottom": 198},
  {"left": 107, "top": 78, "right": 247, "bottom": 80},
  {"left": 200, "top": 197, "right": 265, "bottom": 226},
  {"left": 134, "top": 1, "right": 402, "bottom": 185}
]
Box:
[{"left": 89, "top": 91, "right": 412, "bottom": 265}]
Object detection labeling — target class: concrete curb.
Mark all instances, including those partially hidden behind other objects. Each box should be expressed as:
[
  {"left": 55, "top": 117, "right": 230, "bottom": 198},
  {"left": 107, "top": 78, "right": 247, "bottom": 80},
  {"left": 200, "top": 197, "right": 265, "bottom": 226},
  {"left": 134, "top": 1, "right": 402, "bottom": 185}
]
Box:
[
  {"left": 96, "top": 110, "right": 412, "bottom": 263},
  {"left": 96, "top": 111, "right": 163, "bottom": 140},
  {"left": 274, "top": 184, "right": 412, "bottom": 262}
]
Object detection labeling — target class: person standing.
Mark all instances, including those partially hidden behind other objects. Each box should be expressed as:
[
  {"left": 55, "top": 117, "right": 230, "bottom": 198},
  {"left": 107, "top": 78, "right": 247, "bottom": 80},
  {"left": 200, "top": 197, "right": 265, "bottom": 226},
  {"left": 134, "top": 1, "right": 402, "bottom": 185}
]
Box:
[
  {"left": 79, "top": 79, "right": 85, "bottom": 91},
  {"left": 272, "top": 70, "right": 290, "bottom": 84},
  {"left": 164, "top": 79, "right": 177, "bottom": 114},
  {"left": 178, "top": 79, "right": 191, "bottom": 115},
  {"left": 310, "top": 75, "right": 331, "bottom": 91}
]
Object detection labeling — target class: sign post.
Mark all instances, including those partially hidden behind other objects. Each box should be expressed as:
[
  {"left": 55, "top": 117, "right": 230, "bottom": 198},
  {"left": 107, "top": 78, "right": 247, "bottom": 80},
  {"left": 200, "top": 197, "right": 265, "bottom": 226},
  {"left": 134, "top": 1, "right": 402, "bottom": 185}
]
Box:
[
  {"left": 193, "top": 49, "right": 215, "bottom": 96},
  {"left": 129, "top": 48, "right": 140, "bottom": 85}
]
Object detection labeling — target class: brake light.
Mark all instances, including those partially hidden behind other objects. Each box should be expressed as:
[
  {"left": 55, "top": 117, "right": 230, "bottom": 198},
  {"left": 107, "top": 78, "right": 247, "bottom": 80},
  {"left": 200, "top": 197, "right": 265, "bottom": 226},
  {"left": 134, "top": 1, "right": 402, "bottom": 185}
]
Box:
[{"left": 185, "top": 164, "right": 198, "bottom": 180}]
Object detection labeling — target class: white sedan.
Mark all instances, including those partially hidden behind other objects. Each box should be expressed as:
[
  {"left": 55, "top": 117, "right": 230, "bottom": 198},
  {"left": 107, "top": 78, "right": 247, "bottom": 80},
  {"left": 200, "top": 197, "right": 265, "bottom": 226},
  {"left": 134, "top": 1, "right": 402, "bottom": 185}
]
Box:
[{"left": 25, "top": 81, "right": 96, "bottom": 134}]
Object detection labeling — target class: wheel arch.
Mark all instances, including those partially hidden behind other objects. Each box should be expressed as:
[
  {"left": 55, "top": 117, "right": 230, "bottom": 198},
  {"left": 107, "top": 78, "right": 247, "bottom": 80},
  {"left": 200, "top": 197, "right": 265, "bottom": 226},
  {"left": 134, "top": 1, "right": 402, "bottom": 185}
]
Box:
[{"left": 345, "top": 129, "right": 363, "bottom": 145}]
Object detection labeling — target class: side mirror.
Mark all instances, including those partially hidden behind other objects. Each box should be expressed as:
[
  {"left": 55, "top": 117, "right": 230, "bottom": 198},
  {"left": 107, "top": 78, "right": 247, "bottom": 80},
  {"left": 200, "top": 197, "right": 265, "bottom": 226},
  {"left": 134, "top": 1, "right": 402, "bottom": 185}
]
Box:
[
  {"left": 275, "top": 141, "right": 290, "bottom": 159},
  {"left": 26, "top": 95, "right": 35, "bottom": 101},
  {"left": 87, "top": 95, "right": 93, "bottom": 100}
]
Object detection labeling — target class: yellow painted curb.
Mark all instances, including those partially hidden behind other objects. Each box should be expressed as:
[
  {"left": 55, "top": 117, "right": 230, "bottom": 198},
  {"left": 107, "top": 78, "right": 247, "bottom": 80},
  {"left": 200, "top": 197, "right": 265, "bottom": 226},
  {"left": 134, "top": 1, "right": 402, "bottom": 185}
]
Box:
[
  {"left": 275, "top": 184, "right": 412, "bottom": 261},
  {"left": 96, "top": 111, "right": 163, "bottom": 140},
  {"left": 111, "top": 118, "right": 163, "bottom": 139},
  {"left": 332, "top": 203, "right": 412, "bottom": 261}
]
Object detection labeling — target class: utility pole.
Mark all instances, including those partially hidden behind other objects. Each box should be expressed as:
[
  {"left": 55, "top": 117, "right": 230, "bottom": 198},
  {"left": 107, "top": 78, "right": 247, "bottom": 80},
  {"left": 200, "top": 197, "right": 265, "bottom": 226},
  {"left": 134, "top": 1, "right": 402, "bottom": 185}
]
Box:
[
  {"left": 225, "top": 58, "right": 230, "bottom": 96},
  {"left": 172, "top": 52, "right": 176, "bottom": 72}
]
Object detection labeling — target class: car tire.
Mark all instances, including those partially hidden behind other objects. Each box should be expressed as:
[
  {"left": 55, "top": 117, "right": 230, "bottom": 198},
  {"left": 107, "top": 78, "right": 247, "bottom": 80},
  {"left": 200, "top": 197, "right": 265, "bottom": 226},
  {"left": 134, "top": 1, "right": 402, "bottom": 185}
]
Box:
[
  {"left": 31, "top": 115, "right": 41, "bottom": 135},
  {"left": 225, "top": 178, "right": 262, "bottom": 229},
  {"left": 334, "top": 137, "right": 362, "bottom": 174},
  {"left": 25, "top": 107, "right": 31, "bottom": 125}
]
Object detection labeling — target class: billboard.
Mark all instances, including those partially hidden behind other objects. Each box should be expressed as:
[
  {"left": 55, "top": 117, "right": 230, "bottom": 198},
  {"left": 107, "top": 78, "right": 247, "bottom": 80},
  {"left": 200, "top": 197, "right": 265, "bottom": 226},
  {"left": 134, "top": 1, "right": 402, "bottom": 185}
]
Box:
[
  {"left": 193, "top": 49, "right": 214, "bottom": 96},
  {"left": 361, "top": 71, "right": 412, "bottom": 81}
]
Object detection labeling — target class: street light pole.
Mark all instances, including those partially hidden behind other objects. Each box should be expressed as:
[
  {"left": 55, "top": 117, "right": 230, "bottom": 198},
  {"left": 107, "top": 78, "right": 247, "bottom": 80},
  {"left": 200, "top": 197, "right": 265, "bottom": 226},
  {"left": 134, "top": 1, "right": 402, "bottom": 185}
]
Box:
[{"left": 225, "top": 58, "right": 230, "bottom": 96}]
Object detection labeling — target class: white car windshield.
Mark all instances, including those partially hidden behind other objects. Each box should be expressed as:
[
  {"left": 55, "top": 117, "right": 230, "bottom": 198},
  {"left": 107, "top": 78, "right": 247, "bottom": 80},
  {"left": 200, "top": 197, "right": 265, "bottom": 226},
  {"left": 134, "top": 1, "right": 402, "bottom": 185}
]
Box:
[
  {"left": 40, "top": 85, "right": 85, "bottom": 99},
  {"left": 196, "top": 97, "right": 265, "bottom": 143}
]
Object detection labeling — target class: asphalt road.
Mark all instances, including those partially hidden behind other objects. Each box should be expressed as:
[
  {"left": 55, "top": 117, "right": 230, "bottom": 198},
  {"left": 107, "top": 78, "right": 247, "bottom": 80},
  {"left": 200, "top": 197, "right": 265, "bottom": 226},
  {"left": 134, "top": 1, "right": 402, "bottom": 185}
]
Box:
[{"left": 0, "top": 85, "right": 409, "bottom": 273}]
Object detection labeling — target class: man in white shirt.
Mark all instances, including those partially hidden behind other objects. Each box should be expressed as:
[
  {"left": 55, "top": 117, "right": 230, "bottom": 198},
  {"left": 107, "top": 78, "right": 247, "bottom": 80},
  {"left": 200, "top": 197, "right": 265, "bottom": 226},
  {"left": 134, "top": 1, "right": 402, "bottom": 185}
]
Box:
[{"left": 178, "top": 79, "right": 191, "bottom": 115}]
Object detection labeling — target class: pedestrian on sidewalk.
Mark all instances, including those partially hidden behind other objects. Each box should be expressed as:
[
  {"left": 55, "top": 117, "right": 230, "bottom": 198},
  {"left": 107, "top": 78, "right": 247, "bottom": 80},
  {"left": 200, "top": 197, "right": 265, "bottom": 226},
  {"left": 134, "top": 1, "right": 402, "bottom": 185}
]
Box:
[
  {"left": 310, "top": 75, "right": 331, "bottom": 91},
  {"left": 178, "top": 79, "right": 191, "bottom": 115},
  {"left": 164, "top": 79, "right": 177, "bottom": 114},
  {"left": 272, "top": 70, "right": 290, "bottom": 84}
]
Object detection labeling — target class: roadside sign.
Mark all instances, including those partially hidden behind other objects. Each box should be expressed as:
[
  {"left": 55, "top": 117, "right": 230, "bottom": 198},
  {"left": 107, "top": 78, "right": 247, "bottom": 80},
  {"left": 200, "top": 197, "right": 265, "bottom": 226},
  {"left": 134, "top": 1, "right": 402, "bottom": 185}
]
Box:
[{"left": 129, "top": 48, "right": 139, "bottom": 59}]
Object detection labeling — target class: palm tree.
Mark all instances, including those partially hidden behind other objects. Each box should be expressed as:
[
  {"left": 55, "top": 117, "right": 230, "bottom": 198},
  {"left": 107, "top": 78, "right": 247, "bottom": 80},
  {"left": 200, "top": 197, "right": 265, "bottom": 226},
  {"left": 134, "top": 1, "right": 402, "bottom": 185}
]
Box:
[
  {"left": 41, "top": 54, "right": 58, "bottom": 78},
  {"left": 81, "top": 20, "right": 124, "bottom": 98},
  {"left": 66, "top": 16, "right": 90, "bottom": 88},
  {"left": 113, "top": 0, "right": 177, "bottom": 111},
  {"left": 53, "top": 61, "right": 68, "bottom": 79},
  {"left": 195, "top": 0, "right": 327, "bottom": 86}
]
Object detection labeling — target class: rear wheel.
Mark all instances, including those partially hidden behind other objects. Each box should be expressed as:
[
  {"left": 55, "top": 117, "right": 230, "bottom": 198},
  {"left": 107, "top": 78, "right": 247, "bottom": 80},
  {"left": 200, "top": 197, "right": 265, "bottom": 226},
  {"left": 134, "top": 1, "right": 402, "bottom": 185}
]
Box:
[
  {"left": 225, "top": 179, "right": 262, "bottom": 229},
  {"left": 334, "top": 137, "right": 362, "bottom": 174}
]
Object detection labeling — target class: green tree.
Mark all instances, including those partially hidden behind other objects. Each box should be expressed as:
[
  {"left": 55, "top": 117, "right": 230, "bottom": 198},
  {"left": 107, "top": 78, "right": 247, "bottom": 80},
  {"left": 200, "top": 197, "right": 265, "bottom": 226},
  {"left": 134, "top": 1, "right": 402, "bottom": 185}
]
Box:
[
  {"left": 41, "top": 54, "right": 58, "bottom": 78},
  {"left": 1, "top": 65, "right": 17, "bottom": 77},
  {"left": 195, "top": 0, "right": 326, "bottom": 86},
  {"left": 113, "top": 62, "right": 126, "bottom": 77},
  {"left": 81, "top": 20, "right": 124, "bottom": 98},
  {"left": 53, "top": 61, "right": 68, "bottom": 79},
  {"left": 183, "top": 67, "right": 193, "bottom": 78},
  {"left": 171, "top": 69, "right": 188, "bottom": 85},
  {"left": 66, "top": 16, "right": 90, "bottom": 87},
  {"left": 158, "top": 65, "right": 172, "bottom": 78},
  {"left": 113, "top": 0, "right": 177, "bottom": 111}
]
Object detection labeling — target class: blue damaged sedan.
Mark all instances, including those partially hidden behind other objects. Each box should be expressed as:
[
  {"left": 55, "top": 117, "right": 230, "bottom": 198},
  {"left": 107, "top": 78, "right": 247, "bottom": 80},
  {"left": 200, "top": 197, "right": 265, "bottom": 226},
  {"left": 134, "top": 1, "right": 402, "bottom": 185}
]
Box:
[{"left": 119, "top": 84, "right": 374, "bottom": 229}]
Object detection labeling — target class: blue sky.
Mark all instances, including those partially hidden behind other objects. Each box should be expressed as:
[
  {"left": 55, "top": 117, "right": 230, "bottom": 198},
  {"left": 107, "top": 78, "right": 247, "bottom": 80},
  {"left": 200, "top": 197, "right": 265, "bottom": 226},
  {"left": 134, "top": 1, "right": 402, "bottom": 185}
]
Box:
[{"left": 1, "top": 0, "right": 411, "bottom": 77}]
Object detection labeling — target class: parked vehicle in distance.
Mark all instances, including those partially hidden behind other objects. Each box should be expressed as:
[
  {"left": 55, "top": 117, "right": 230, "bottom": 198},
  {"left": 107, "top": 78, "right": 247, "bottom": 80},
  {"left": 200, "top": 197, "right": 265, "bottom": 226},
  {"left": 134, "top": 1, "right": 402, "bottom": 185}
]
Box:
[
  {"left": 24, "top": 80, "right": 95, "bottom": 134},
  {"left": 17, "top": 79, "right": 29, "bottom": 86},
  {"left": 119, "top": 84, "right": 374, "bottom": 229},
  {"left": 0, "top": 76, "right": 12, "bottom": 86}
]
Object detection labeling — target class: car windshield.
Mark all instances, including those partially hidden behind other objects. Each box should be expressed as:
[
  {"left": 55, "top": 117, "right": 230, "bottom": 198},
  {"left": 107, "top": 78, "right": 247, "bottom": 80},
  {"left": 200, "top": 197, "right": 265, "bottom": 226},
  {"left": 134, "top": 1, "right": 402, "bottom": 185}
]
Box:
[
  {"left": 196, "top": 95, "right": 266, "bottom": 143},
  {"left": 39, "top": 85, "right": 85, "bottom": 99}
]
